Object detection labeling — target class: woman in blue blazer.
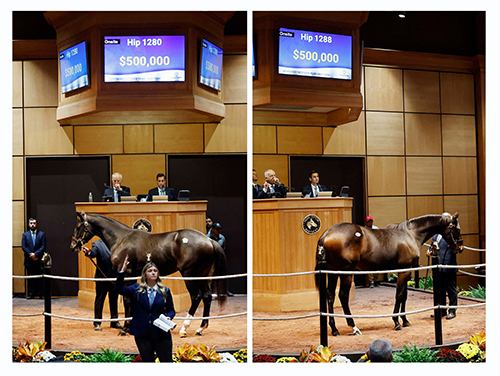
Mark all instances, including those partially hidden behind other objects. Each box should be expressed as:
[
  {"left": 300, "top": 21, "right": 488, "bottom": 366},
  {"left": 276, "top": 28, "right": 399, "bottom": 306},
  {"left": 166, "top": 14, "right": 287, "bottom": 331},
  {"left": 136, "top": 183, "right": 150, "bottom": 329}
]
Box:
[{"left": 116, "top": 255, "right": 175, "bottom": 362}]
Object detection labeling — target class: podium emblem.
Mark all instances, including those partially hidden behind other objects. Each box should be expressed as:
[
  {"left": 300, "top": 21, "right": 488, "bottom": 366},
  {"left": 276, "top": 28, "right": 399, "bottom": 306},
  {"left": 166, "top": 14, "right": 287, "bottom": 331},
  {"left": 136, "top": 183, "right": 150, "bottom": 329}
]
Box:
[
  {"left": 133, "top": 218, "right": 152, "bottom": 232},
  {"left": 302, "top": 214, "right": 321, "bottom": 235}
]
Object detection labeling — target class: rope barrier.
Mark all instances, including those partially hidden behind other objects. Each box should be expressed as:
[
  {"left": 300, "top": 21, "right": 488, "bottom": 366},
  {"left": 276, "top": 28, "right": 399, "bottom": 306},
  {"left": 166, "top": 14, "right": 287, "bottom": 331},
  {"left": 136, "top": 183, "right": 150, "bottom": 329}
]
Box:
[
  {"left": 458, "top": 269, "right": 486, "bottom": 277},
  {"left": 253, "top": 303, "right": 485, "bottom": 321},
  {"left": 422, "top": 243, "right": 485, "bottom": 252}
]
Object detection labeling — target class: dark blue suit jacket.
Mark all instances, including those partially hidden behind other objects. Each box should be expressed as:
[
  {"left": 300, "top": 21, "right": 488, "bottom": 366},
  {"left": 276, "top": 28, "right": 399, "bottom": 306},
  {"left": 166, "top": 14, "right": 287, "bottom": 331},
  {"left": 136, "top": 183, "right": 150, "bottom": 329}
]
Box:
[
  {"left": 147, "top": 187, "right": 177, "bottom": 201},
  {"left": 115, "top": 272, "right": 175, "bottom": 339},
  {"left": 103, "top": 186, "right": 131, "bottom": 202},
  {"left": 301, "top": 184, "right": 328, "bottom": 197},
  {"left": 257, "top": 183, "right": 288, "bottom": 199},
  {"left": 252, "top": 184, "right": 260, "bottom": 199},
  {"left": 85, "top": 239, "right": 117, "bottom": 279},
  {"left": 21, "top": 230, "right": 47, "bottom": 266}
]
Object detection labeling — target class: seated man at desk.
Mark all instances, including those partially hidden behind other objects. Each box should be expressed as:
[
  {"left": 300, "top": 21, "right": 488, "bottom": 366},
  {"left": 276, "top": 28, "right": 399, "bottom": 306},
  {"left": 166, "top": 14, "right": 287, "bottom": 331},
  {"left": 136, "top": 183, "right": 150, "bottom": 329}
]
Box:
[
  {"left": 147, "top": 173, "right": 177, "bottom": 201},
  {"left": 103, "top": 172, "right": 131, "bottom": 202},
  {"left": 257, "top": 169, "right": 288, "bottom": 198},
  {"left": 301, "top": 170, "right": 327, "bottom": 198}
]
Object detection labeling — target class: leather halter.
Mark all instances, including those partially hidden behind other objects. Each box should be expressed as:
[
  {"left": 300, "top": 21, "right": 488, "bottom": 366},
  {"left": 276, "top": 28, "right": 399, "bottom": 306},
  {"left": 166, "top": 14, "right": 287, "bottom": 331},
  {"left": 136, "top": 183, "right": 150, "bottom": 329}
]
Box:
[
  {"left": 72, "top": 214, "right": 92, "bottom": 251},
  {"left": 443, "top": 222, "right": 463, "bottom": 252}
]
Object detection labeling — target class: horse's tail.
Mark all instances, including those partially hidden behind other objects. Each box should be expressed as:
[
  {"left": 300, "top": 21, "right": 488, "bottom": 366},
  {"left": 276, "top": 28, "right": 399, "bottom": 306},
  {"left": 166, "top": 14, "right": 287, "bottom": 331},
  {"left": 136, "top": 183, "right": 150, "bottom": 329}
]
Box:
[{"left": 211, "top": 239, "right": 228, "bottom": 307}]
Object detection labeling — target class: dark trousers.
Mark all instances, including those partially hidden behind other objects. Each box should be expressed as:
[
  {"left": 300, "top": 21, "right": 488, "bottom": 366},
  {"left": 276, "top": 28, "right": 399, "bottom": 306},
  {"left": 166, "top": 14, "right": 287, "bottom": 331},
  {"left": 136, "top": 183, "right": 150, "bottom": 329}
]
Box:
[
  {"left": 94, "top": 281, "right": 119, "bottom": 326},
  {"left": 134, "top": 334, "right": 173, "bottom": 362},
  {"left": 25, "top": 264, "right": 43, "bottom": 297},
  {"left": 439, "top": 272, "right": 458, "bottom": 313}
]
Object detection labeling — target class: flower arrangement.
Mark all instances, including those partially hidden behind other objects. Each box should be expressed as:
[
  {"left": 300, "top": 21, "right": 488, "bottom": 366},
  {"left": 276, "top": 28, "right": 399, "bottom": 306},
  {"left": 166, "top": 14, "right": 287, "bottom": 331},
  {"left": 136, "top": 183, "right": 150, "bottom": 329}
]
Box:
[
  {"left": 173, "top": 343, "right": 221, "bottom": 363},
  {"left": 458, "top": 285, "right": 485, "bottom": 299},
  {"left": 233, "top": 348, "right": 247, "bottom": 363},
  {"left": 391, "top": 344, "right": 440, "bottom": 363},
  {"left": 13, "top": 341, "right": 55, "bottom": 363},
  {"left": 457, "top": 343, "right": 483, "bottom": 363},
  {"left": 64, "top": 350, "right": 87, "bottom": 362},
  {"left": 435, "top": 348, "right": 466, "bottom": 362},
  {"left": 298, "top": 345, "right": 337, "bottom": 362},
  {"left": 276, "top": 357, "right": 298, "bottom": 363},
  {"left": 83, "top": 347, "right": 134, "bottom": 363},
  {"left": 253, "top": 354, "right": 276, "bottom": 362}
]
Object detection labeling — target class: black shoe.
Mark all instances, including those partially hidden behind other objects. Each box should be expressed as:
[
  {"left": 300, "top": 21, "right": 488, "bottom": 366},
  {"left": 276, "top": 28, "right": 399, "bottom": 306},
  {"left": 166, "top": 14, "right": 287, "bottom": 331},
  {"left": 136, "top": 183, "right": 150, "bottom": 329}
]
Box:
[
  {"left": 227, "top": 291, "right": 234, "bottom": 297},
  {"left": 38, "top": 295, "right": 44, "bottom": 299},
  {"left": 446, "top": 312, "right": 456, "bottom": 320},
  {"left": 111, "top": 323, "right": 124, "bottom": 329},
  {"left": 430, "top": 311, "right": 447, "bottom": 318},
  {"left": 26, "top": 294, "right": 35, "bottom": 299}
]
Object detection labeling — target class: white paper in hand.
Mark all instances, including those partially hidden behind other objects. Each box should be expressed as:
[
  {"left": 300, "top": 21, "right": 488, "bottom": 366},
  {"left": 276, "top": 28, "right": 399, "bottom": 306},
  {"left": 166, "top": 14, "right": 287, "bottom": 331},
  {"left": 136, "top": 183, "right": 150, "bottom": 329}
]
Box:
[{"left": 153, "top": 314, "right": 177, "bottom": 332}]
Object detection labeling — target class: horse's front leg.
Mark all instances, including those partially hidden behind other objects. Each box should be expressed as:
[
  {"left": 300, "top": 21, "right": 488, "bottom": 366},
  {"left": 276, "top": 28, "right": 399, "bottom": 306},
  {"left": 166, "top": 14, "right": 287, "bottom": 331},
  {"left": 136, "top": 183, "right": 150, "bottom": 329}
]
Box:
[
  {"left": 179, "top": 280, "right": 202, "bottom": 338},
  {"left": 393, "top": 271, "right": 411, "bottom": 330}
]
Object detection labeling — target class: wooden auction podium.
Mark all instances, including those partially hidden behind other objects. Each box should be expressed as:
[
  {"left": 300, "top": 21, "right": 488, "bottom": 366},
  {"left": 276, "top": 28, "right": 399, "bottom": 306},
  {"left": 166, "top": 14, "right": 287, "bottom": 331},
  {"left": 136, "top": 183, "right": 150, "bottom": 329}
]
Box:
[
  {"left": 74, "top": 201, "right": 207, "bottom": 313},
  {"left": 253, "top": 197, "right": 354, "bottom": 312}
]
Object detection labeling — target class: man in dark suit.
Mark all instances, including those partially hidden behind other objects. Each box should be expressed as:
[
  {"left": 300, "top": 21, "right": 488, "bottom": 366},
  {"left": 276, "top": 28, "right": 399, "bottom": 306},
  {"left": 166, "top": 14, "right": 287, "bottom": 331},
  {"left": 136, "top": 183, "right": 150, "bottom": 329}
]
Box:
[
  {"left": 301, "top": 170, "right": 327, "bottom": 198},
  {"left": 252, "top": 169, "right": 260, "bottom": 199},
  {"left": 257, "top": 169, "right": 288, "bottom": 198},
  {"left": 21, "top": 218, "right": 47, "bottom": 299},
  {"left": 83, "top": 239, "right": 123, "bottom": 331},
  {"left": 103, "top": 172, "right": 131, "bottom": 202},
  {"left": 147, "top": 173, "right": 177, "bottom": 201}
]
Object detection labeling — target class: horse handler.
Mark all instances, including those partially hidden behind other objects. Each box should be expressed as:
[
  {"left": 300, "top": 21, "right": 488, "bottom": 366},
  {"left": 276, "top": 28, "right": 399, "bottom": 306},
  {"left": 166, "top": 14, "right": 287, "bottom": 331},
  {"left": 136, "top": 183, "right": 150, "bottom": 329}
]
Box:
[{"left": 116, "top": 254, "right": 176, "bottom": 362}]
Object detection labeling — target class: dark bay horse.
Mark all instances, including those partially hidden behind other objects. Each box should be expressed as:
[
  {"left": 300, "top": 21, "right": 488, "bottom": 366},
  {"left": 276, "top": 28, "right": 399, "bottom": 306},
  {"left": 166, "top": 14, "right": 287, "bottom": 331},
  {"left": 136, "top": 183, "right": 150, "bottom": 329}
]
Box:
[
  {"left": 315, "top": 212, "right": 463, "bottom": 336},
  {"left": 70, "top": 211, "right": 227, "bottom": 337}
]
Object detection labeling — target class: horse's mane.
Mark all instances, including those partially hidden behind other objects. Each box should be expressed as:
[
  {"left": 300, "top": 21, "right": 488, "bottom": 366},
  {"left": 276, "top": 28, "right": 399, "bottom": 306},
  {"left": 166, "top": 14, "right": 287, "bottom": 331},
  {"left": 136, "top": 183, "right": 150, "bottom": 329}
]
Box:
[
  {"left": 88, "top": 213, "right": 132, "bottom": 229},
  {"left": 385, "top": 213, "right": 452, "bottom": 231}
]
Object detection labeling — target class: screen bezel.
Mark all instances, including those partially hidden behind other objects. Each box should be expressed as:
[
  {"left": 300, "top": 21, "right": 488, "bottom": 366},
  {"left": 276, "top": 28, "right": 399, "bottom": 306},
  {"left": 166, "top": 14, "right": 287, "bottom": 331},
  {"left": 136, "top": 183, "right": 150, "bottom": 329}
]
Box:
[{"left": 198, "top": 38, "right": 223, "bottom": 91}]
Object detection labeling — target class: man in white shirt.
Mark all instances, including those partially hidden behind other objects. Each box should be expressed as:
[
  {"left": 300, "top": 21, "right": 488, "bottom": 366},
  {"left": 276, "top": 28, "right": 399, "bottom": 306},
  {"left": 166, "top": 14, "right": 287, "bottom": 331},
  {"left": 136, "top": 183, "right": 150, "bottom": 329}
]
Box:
[{"left": 301, "top": 170, "right": 327, "bottom": 198}]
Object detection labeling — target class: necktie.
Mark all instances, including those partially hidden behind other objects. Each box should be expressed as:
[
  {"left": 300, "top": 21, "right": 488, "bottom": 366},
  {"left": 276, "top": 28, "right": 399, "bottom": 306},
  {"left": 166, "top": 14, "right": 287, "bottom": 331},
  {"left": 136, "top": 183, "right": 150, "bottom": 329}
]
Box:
[
  {"left": 314, "top": 186, "right": 318, "bottom": 197},
  {"left": 114, "top": 188, "right": 119, "bottom": 202},
  {"left": 270, "top": 185, "right": 275, "bottom": 193},
  {"left": 31, "top": 232, "right": 36, "bottom": 245},
  {"left": 149, "top": 288, "right": 155, "bottom": 307}
]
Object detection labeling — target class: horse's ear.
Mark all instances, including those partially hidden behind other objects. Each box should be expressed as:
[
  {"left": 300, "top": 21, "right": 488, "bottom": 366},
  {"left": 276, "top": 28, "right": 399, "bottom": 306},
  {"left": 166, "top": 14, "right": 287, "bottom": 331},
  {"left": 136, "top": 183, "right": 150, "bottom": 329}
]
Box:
[
  {"left": 452, "top": 211, "right": 460, "bottom": 222},
  {"left": 76, "top": 211, "right": 83, "bottom": 221}
]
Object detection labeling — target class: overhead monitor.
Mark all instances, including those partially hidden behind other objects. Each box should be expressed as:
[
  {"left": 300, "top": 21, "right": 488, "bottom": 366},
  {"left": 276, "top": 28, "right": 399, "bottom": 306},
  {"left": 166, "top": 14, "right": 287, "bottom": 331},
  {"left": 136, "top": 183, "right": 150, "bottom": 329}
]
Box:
[
  {"left": 278, "top": 27, "right": 352, "bottom": 80},
  {"left": 59, "top": 41, "right": 89, "bottom": 93},
  {"left": 103, "top": 35, "right": 185, "bottom": 82},
  {"left": 199, "top": 38, "right": 223, "bottom": 91}
]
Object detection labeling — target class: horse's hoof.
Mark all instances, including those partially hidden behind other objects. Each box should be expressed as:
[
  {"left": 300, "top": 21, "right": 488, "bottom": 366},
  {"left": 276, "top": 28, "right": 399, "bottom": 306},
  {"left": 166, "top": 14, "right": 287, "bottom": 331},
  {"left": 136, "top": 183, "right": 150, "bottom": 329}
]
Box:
[
  {"left": 179, "top": 331, "right": 187, "bottom": 338},
  {"left": 403, "top": 321, "right": 411, "bottom": 328},
  {"left": 352, "top": 326, "right": 362, "bottom": 336},
  {"left": 395, "top": 324, "right": 402, "bottom": 331},
  {"left": 332, "top": 330, "right": 340, "bottom": 337},
  {"left": 195, "top": 331, "right": 202, "bottom": 336},
  {"left": 118, "top": 329, "right": 127, "bottom": 336}
]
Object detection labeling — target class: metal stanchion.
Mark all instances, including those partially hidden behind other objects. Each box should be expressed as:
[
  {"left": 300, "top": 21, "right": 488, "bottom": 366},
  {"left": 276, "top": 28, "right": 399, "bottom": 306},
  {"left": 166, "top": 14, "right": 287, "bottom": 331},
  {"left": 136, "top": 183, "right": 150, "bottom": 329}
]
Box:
[
  {"left": 431, "top": 256, "right": 443, "bottom": 345},
  {"left": 318, "top": 261, "right": 328, "bottom": 347},
  {"left": 43, "top": 265, "right": 52, "bottom": 349}
]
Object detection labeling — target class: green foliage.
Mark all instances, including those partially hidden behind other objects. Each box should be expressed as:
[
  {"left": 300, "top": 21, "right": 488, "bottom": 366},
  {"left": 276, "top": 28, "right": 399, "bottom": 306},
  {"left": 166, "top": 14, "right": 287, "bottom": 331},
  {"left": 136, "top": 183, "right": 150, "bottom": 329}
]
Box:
[
  {"left": 469, "top": 285, "right": 485, "bottom": 299},
  {"left": 392, "top": 344, "right": 441, "bottom": 363},
  {"left": 83, "top": 347, "right": 133, "bottom": 363},
  {"left": 419, "top": 276, "right": 433, "bottom": 289}
]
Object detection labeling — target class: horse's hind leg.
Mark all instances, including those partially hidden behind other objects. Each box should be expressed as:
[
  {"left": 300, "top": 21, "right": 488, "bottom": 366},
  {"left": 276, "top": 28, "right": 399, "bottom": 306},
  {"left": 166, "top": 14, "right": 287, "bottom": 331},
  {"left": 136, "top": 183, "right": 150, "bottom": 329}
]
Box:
[
  {"left": 339, "top": 274, "right": 361, "bottom": 336},
  {"left": 179, "top": 281, "right": 202, "bottom": 338},
  {"left": 327, "top": 274, "right": 339, "bottom": 336},
  {"left": 393, "top": 271, "right": 411, "bottom": 330},
  {"left": 195, "top": 282, "right": 212, "bottom": 336}
]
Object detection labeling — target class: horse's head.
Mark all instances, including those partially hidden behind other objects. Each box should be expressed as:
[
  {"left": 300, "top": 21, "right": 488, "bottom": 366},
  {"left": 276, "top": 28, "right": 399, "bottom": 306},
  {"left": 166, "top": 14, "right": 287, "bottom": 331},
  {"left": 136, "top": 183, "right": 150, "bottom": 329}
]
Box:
[
  {"left": 442, "top": 211, "right": 464, "bottom": 253},
  {"left": 70, "top": 211, "right": 94, "bottom": 252}
]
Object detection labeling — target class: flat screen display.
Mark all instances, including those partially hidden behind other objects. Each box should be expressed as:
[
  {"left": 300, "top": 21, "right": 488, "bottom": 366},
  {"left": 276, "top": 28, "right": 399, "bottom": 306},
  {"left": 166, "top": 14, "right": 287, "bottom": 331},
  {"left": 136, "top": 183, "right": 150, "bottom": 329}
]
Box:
[
  {"left": 199, "top": 39, "right": 223, "bottom": 91},
  {"left": 104, "top": 35, "right": 185, "bottom": 82},
  {"left": 278, "top": 27, "right": 352, "bottom": 80},
  {"left": 59, "top": 41, "right": 89, "bottom": 93}
]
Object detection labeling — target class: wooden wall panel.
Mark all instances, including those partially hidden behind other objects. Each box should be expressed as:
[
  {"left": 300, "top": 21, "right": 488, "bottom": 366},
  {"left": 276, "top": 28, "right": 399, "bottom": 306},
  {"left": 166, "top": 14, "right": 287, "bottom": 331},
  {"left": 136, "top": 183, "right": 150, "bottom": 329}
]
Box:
[
  {"left": 440, "top": 72, "right": 475, "bottom": 115},
  {"left": 367, "top": 156, "right": 406, "bottom": 196},
  {"left": 406, "top": 157, "right": 442, "bottom": 195},
  {"left": 205, "top": 104, "right": 247, "bottom": 153},
  {"left": 407, "top": 196, "right": 444, "bottom": 219},
  {"left": 13, "top": 157, "right": 24, "bottom": 201},
  {"left": 112, "top": 154, "right": 166, "bottom": 197},
  {"left": 403, "top": 70, "right": 440, "bottom": 113},
  {"left": 124, "top": 124, "right": 154, "bottom": 154},
  {"left": 277, "top": 126, "right": 322, "bottom": 155},
  {"left": 74, "top": 125, "right": 123, "bottom": 155},
  {"left": 405, "top": 113, "right": 442, "bottom": 155},
  {"left": 252, "top": 154, "right": 289, "bottom": 187},
  {"left": 364, "top": 67, "right": 403, "bottom": 112},
  {"left": 442, "top": 115, "right": 476, "bottom": 156},
  {"left": 154, "top": 124, "right": 204, "bottom": 153},
  {"left": 443, "top": 157, "right": 478, "bottom": 194},
  {"left": 13, "top": 247, "right": 25, "bottom": 293},
  {"left": 24, "top": 108, "right": 74, "bottom": 155},
  {"left": 12, "top": 61, "right": 23, "bottom": 108},
  {"left": 12, "top": 201, "right": 25, "bottom": 247},
  {"left": 253, "top": 125, "right": 277, "bottom": 154},
  {"left": 443, "top": 195, "right": 479, "bottom": 235},
  {"left": 23, "top": 60, "right": 58, "bottom": 107},
  {"left": 253, "top": 211, "right": 280, "bottom": 292},
  {"left": 12, "top": 109, "right": 23, "bottom": 156},
  {"left": 324, "top": 113, "right": 365, "bottom": 155},
  {"left": 366, "top": 112, "right": 404, "bottom": 155},
  {"left": 222, "top": 54, "right": 247, "bottom": 104},
  {"left": 367, "top": 196, "right": 407, "bottom": 227}
]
